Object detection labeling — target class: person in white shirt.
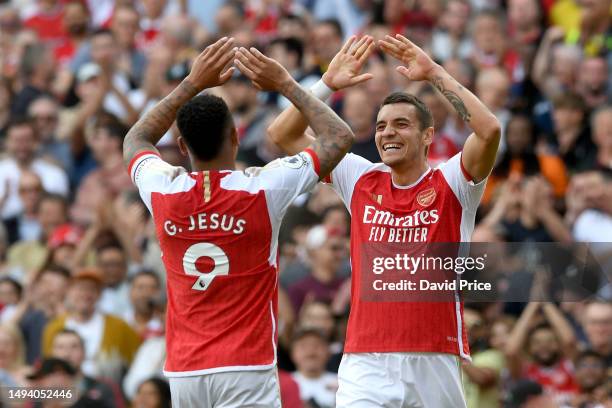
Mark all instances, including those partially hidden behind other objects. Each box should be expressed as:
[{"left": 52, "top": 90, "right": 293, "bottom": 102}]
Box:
[
  {"left": 0, "top": 118, "right": 68, "bottom": 220},
  {"left": 291, "top": 328, "right": 338, "bottom": 408}
]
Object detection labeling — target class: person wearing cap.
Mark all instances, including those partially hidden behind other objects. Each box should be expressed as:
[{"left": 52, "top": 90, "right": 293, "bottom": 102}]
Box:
[
  {"left": 287, "top": 225, "right": 348, "bottom": 313},
  {"left": 42, "top": 268, "right": 141, "bottom": 384},
  {"left": 290, "top": 327, "right": 338, "bottom": 408}
]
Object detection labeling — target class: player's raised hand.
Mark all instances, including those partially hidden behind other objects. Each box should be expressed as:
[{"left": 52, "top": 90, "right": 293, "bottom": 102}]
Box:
[
  {"left": 322, "top": 35, "right": 375, "bottom": 91},
  {"left": 378, "top": 34, "right": 438, "bottom": 81},
  {"left": 234, "top": 47, "right": 294, "bottom": 92},
  {"left": 186, "top": 37, "right": 236, "bottom": 91}
]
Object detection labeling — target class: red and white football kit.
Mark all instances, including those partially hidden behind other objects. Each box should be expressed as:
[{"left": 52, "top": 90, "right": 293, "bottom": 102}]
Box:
[
  {"left": 327, "top": 152, "right": 486, "bottom": 407},
  {"left": 128, "top": 149, "right": 321, "bottom": 406}
]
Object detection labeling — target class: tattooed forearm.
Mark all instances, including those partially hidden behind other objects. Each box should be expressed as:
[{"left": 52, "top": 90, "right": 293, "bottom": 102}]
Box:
[
  {"left": 280, "top": 80, "right": 354, "bottom": 177},
  {"left": 123, "top": 80, "right": 198, "bottom": 166},
  {"left": 430, "top": 75, "right": 472, "bottom": 123}
]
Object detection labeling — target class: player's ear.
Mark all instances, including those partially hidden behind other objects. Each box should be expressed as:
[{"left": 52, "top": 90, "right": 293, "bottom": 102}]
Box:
[
  {"left": 177, "top": 136, "right": 189, "bottom": 157},
  {"left": 422, "top": 127, "right": 434, "bottom": 148}
]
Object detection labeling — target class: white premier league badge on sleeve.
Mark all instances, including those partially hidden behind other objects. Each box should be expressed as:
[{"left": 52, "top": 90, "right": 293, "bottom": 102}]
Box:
[{"left": 281, "top": 153, "right": 308, "bottom": 169}]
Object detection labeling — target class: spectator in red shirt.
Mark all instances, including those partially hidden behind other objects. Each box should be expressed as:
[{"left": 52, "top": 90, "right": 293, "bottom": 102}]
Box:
[
  {"left": 506, "top": 302, "right": 580, "bottom": 404},
  {"left": 23, "top": 0, "right": 64, "bottom": 46}
]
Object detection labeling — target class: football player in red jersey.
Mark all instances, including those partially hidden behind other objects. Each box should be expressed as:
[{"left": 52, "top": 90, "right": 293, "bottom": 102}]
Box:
[
  {"left": 267, "top": 34, "right": 501, "bottom": 407},
  {"left": 122, "top": 37, "right": 355, "bottom": 407}
]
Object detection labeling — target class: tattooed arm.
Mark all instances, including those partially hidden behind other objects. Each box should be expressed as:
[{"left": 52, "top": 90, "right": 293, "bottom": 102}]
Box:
[
  {"left": 235, "top": 47, "right": 355, "bottom": 179},
  {"left": 123, "top": 37, "right": 236, "bottom": 167},
  {"left": 380, "top": 34, "right": 501, "bottom": 182}
]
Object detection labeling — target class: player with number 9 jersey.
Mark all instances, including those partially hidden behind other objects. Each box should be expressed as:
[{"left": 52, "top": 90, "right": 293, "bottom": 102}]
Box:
[{"left": 129, "top": 149, "right": 321, "bottom": 375}]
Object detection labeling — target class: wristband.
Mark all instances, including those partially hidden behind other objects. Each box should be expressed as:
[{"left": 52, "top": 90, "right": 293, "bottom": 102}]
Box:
[{"left": 310, "top": 79, "right": 334, "bottom": 101}]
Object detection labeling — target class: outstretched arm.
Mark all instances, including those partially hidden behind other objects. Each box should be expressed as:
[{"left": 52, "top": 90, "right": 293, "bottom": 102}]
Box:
[
  {"left": 235, "top": 47, "right": 355, "bottom": 178},
  {"left": 267, "top": 36, "right": 375, "bottom": 156},
  {"left": 123, "top": 37, "right": 236, "bottom": 167},
  {"left": 380, "top": 34, "right": 501, "bottom": 182}
]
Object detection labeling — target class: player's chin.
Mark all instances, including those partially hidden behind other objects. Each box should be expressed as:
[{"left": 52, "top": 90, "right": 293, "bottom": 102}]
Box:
[{"left": 380, "top": 150, "right": 405, "bottom": 166}]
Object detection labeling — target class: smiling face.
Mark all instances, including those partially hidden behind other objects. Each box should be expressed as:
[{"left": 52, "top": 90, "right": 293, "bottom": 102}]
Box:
[{"left": 375, "top": 101, "right": 433, "bottom": 169}]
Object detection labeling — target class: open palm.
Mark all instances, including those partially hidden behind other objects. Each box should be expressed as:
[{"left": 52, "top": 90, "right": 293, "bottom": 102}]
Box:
[
  {"left": 323, "top": 35, "right": 375, "bottom": 90},
  {"left": 379, "top": 34, "right": 437, "bottom": 81}
]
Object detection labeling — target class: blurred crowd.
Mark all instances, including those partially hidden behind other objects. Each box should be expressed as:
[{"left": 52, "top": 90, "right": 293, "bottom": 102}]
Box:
[{"left": 0, "top": 0, "right": 611, "bottom": 407}]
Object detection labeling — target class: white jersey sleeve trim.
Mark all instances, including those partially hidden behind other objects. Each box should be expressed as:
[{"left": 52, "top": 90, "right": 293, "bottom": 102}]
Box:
[
  {"left": 438, "top": 152, "right": 487, "bottom": 214},
  {"left": 129, "top": 151, "right": 189, "bottom": 213},
  {"left": 326, "top": 153, "right": 375, "bottom": 214}
]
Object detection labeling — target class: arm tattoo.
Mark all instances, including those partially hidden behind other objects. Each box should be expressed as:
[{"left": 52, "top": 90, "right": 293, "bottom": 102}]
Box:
[
  {"left": 123, "top": 81, "right": 198, "bottom": 167},
  {"left": 280, "top": 81, "right": 354, "bottom": 177},
  {"left": 431, "top": 75, "right": 472, "bottom": 123}
]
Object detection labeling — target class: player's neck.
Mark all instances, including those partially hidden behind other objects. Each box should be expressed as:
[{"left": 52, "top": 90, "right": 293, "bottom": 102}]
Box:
[
  {"left": 190, "top": 157, "right": 236, "bottom": 172},
  {"left": 390, "top": 160, "right": 430, "bottom": 187}
]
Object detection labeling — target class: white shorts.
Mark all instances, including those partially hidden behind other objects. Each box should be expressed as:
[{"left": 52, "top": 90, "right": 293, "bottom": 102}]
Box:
[
  {"left": 336, "top": 352, "right": 466, "bottom": 408},
  {"left": 168, "top": 368, "right": 281, "bottom": 408}
]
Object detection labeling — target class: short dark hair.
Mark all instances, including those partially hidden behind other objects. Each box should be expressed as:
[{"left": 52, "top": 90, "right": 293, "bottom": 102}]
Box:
[
  {"left": 41, "top": 265, "right": 71, "bottom": 280},
  {"left": 575, "top": 350, "right": 605, "bottom": 366},
  {"left": 269, "top": 37, "right": 304, "bottom": 66},
  {"left": 176, "top": 94, "right": 233, "bottom": 161},
  {"left": 54, "top": 329, "right": 85, "bottom": 350},
  {"left": 96, "top": 241, "right": 125, "bottom": 256},
  {"left": 552, "top": 92, "right": 586, "bottom": 112},
  {"left": 92, "top": 27, "right": 114, "bottom": 39},
  {"left": 0, "top": 276, "right": 23, "bottom": 300},
  {"left": 94, "top": 112, "right": 128, "bottom": 142},
  {"left": 130, "top": 269, "right": 161, "bottom": 288},
  {"left": 317, "top": 18, "right": 343, "bottom": 38},
  {"left": 6, "top": 116, "right": 36, "bottom": 137},
  {"left": 381, "top": 92, "right": 434, "bottom": 130}
]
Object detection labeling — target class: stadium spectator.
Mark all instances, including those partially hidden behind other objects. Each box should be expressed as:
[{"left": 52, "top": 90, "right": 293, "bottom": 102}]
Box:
[
  {"left": 483, "top": 113, "right": 568, "bottom": 205},
  {"left": 95, "top": 243, "right": 131, "bottom": 317},
  {"left": 27, "top": 357, "right": 110, "bottom": 408},
  {"left": 571, "top": 350, "right": 608, "bottom": 407},
  {"left": 42, "top": 268, "right": 141, "bottom": 382},
  {"left": 0, "top": 323, "right": 29, "bottom": 386},
  {"left": 592, "top": 106, "right": 612, "bottom": 170},
  {"left": 581, "top": 301, "right": 612, "bottom": 367},
  {"left": 70, "top": 114, "right": 134, "bottom": 226},
  {"left": 0, "top": 119, "right": 69, "bottom": 220},
  {"left": 123, "top": 270, "right": 163, "bottom": 339},
  {"left": 6, "top": 194, "right": 69, "bottom": 280},
  {"left": 0, "top": 276, "right": 21, "bottom": 322},
  {"left": 122, "top": 301, "right": 165, "bottom": 400},
  {"left": 15, "top": 265, "right": 70, "bottom": 364},
  {"left": 291, "top": 328, "right": 337, "bottom": 408},
  {"left": 3, "top": 171, "right": 43, "bottom": 245},
  {"left": 342, "top": 87, "right": 379, "bottom": 162},
  {"left": 506, "top": 302, "right": 580, "bottom": 404},
  {"left": 131, "top": 377, "right": 171, "bottom": 408},
  {"left": 28, "top": 96, "right": 72, "bottom": 170},
  {"left": 11, "top": 43, "right": 57, "bottom": 115},
  {"left": 110, "top": 5, "right": 147, "bottom": 87},
  {"left": 288, "top": 225, "right": 348, "bottom": 313},
  {"left": 461, "top": 307, "right": 505, "bottom": 408},
  {"left": 431, "top": 0, "right": 472, "bottom": 63},
  {"left": 51, "top": 329, "right": 119, "bottom": 408}
]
